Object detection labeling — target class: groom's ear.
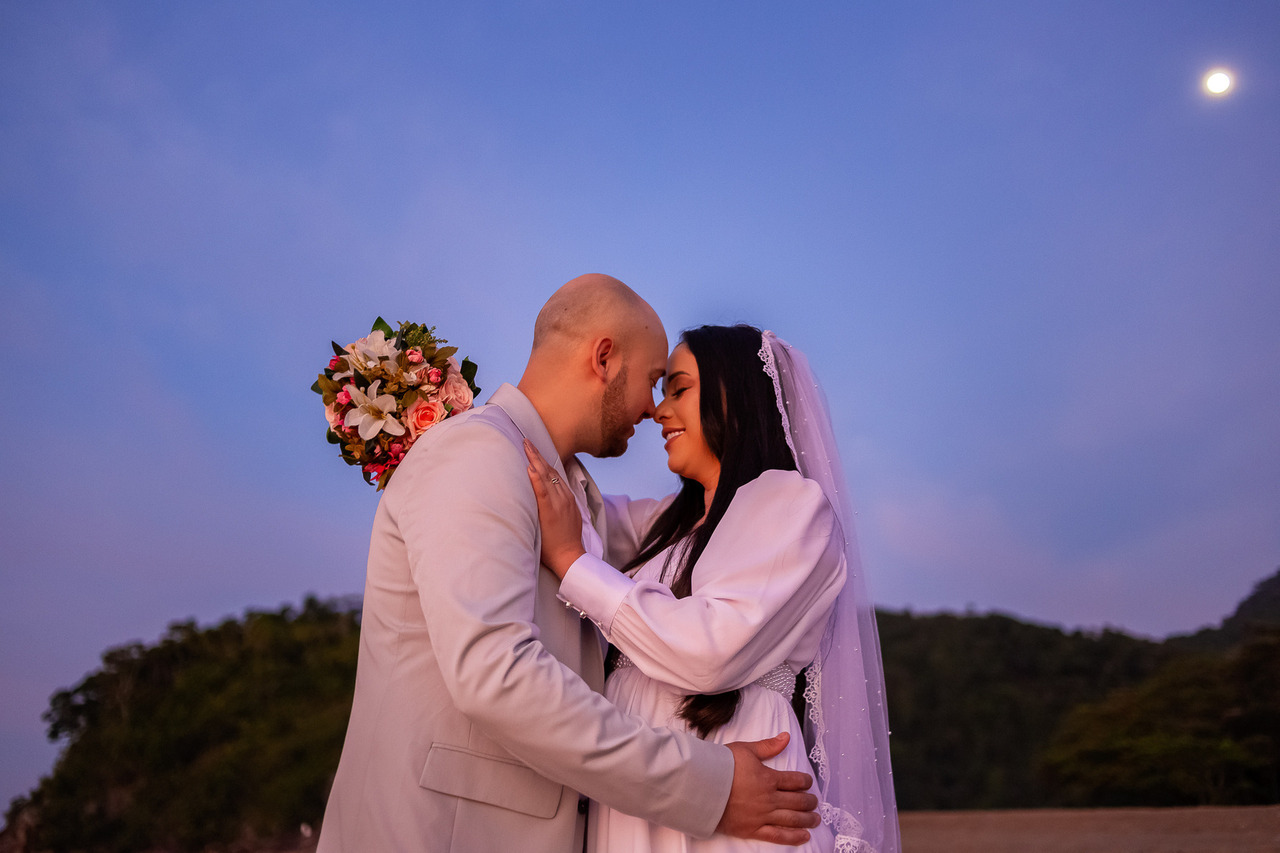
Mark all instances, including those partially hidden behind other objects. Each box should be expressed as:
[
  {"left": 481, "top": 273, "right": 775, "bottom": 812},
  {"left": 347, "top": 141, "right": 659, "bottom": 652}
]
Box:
[{"left": 589, "top": 337, "right": 616, "bottom": 383}]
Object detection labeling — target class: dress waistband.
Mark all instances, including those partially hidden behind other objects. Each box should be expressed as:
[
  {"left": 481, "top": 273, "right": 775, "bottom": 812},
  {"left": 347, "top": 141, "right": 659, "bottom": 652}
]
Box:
[{"left": 611, "top": 653, "right": 796, "bottom": 701}]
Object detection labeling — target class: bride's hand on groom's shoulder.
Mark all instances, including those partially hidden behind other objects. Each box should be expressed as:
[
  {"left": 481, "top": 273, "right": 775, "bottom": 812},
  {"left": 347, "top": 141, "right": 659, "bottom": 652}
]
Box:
[{"left": 524, "top": 440, "right": 585, "bottom": 578}]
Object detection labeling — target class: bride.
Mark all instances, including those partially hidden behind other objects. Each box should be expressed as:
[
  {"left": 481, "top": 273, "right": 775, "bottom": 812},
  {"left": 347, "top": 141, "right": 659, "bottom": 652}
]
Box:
[{"left": 525, "top": 325, "right": 900, "bottom": 852}]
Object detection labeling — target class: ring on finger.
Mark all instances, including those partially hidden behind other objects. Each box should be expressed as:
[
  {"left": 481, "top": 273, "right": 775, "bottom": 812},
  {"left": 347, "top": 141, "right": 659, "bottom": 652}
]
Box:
[{"left": 549, "top": 476, "right": 560, "bottom": 485}]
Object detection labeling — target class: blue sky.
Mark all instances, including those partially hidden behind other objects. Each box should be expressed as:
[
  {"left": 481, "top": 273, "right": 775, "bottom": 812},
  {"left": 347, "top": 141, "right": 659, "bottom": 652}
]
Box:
[{"left": 2, "top": 1, "right": 1278, "bottom": 809}]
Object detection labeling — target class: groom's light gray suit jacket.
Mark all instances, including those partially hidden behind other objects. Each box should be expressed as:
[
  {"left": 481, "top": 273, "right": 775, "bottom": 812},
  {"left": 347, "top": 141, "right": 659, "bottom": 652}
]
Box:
[{"left": 317, "top": 384, "right": 732, "bottom": 852}]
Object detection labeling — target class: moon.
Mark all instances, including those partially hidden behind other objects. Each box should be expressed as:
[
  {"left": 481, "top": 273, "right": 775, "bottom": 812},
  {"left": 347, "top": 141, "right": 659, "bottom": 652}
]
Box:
[{"left": 1203, "top": 68, "right": 1234, "bottom": 96}]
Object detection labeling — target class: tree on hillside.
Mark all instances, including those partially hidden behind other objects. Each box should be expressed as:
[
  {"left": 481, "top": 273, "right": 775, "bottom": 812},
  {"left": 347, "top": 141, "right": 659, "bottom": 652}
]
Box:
[
  {"left": 877, "top": 609, "right": 1173, "bottom": 809},
  {"left": 1042, "top": 630, "right": 1280, "bottom": 806},
  {"left": 4, "top": 598, "right": 360, "bottom": 853}
]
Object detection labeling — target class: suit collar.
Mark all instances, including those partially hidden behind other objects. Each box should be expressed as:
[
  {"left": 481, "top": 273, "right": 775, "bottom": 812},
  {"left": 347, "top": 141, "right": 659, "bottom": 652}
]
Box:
[
  {"left": 487, "top": 383, "right": 604, "bottom": 533},
  {"left": 486, "top": 383, "right": 573, "bottom": 496},
  {"left": 487, "top": 383, "right": 561, "bottom": 471}
]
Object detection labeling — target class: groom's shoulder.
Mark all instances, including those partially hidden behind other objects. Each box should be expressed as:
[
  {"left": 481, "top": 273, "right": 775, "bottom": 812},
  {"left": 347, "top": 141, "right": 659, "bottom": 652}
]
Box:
[
  {"left": 387, "top": 402, "right": 526, "bottom": 504},
  {"left": 411, "top": 401, "right": 522, "bottom": 458},
  {"left": 443, "top": 401, "right": 521, "bottom": 443}
]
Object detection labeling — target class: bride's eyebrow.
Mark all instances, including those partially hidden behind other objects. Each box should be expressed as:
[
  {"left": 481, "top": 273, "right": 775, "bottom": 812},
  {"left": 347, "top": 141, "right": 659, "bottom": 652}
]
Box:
[{"left": 661, "top": 370, "right": 690, "bottom": 393}]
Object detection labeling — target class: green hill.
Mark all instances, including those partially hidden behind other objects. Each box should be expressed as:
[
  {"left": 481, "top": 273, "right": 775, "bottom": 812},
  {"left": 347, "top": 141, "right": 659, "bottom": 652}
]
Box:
[
  {"left": 4, "top": 570, "right": 1278, "bottom": 851},
  {"left": 878, "top": 609, "right": 1175, "bottom": 809},
  {"left": 3, "top": 597, "right": 360, "bottom": 853}
]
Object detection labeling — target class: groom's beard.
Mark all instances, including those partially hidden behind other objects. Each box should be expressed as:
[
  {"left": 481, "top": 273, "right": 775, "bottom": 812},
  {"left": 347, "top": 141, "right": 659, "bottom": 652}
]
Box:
[{"left": 596, "top": 365, "right": 632, "bottom": 458}]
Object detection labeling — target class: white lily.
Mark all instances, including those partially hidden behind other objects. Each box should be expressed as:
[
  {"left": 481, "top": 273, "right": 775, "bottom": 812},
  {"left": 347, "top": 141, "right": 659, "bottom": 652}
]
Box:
[
  {"left": 347, "top": 330, "right": 399, "bottom": 371},
  {"left": 343, "top": 380, "right": 406, "bottom": 441}
]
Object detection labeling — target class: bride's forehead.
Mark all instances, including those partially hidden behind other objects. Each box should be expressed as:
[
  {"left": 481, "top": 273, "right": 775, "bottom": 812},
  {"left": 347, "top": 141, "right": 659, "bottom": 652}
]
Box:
[{"left": 665, "top": 343, "right": 697, "bottom": 375}]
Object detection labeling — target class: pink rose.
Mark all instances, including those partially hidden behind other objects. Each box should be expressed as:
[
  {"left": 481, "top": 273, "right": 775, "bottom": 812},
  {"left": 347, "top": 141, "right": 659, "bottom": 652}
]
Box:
[
  {"left": 335, "top": 389, "right": 352, "bottom": 405},
  {"left": 324, "top": 402, "right": 344, "bottom": 431},
  {"left": 439, "top": 370, "right": 474, "bottom": 414},
  {"left": 427, "top": 367, "right": 444, "bottom": 385},
  {"left": 406, "top": 348, "right": 424, "bottom": 364},
  {"left": 404, "top": 398, "right": 447, "bottom": 437}
]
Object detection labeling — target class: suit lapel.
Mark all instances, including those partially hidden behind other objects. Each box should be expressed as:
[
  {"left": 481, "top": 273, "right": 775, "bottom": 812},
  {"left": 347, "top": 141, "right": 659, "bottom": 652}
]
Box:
[
  {"left": 568, "top": 461, "right": 611, "bottom": 664},
  {"left": 575, "top": 463, "right": 608, "bottom": 545},
  {"left": 485, "top": 384, "right": 609, "bottom": 679}
]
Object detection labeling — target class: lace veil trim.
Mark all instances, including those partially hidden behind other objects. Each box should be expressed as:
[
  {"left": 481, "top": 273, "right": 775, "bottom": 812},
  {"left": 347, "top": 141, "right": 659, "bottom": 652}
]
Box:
[{"left": 758, "top": 332, "right": 798, "bottom": 462}]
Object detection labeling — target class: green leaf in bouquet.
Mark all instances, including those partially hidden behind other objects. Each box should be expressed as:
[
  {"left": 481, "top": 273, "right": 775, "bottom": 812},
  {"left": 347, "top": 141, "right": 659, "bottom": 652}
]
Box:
[
  {"left": 399, "top": 322, "right": 441, "bottom": 351},
  {"left": 377, "top": 467, "right": 395, "bottom": 490},
  {"left": 315, "top": 375, "right": 344, "bottom": 406},
  {"left": 316, "top": 374, "right": 343, "bottom": 394},
  {"left": 331, "top": 340, "right": 346, "bottom": 357},
  {"left": 435, "top": 346, "right": 458, "bottom": 363},
  {"left": 401, "top": 389, "right": 420, "bottom": 410},
  {"left": 371, "top": 316, "right": 395, "bottom": 338},
  {"left": 462, "top": 357, "right": 481, "bottom": 396},
  {"left": 326, "top": 429, "right": 342, "bottom": 445}
]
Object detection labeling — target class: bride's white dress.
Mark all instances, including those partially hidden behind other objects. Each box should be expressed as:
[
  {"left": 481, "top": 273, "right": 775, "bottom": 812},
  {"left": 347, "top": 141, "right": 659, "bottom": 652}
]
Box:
[{"left": 559, "top": 469, "right": 846, "bottom": 852}]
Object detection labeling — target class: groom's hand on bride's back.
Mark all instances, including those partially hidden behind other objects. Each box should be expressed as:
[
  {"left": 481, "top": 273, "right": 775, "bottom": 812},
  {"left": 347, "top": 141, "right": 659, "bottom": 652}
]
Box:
[{"left": 716, "top": 732, "right": 820, "bottom": 845}]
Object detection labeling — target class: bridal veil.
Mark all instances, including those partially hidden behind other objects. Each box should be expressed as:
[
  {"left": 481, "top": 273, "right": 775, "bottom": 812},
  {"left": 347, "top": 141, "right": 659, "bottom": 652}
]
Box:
[{"left": 759, "top": 332, "right": 900, "bottom": 853}]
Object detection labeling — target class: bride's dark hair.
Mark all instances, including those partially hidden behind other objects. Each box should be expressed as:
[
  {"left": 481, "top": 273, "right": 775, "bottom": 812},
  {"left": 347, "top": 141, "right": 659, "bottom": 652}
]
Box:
[{"left": 622, "top": 324, "right": 797, "bottom": 738}]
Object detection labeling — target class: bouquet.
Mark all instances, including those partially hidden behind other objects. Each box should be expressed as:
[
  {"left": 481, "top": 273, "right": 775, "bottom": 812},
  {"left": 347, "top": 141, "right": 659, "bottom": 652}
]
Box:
[{"left": 313, "top": 318, "right": 481, "bottom": 489}]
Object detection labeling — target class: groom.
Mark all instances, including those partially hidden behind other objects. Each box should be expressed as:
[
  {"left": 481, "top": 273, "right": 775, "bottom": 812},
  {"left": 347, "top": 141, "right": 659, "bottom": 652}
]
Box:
[{"left": 317, "top": 275, "right": 820, "bottom": 851}]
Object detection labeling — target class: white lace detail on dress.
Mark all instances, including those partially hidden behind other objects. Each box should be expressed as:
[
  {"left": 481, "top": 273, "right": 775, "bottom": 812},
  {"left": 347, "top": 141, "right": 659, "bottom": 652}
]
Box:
[
  {"left": 751, "top": 663, "right": 797, "bottom": 700},
  {"left": 611, "top": 654, "right": 796, "bottom": 700},
  {"left": 758, "top": 331, "right": 798, "bottom": 463}
]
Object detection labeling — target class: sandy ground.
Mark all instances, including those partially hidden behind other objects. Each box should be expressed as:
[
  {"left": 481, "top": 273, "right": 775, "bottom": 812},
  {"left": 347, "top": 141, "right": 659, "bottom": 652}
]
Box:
[
  {"left": 5, "top": 807, "right": 1276, "bottom": 853},
  {"left": 899, "top": 805, "right": 1280, "bottom": 853},
  {"left": 144, "top": 805, "right": 1279, "bottom": 853},
  {"left": 262, "top": 799, "right": 1280, "bottom": 845}
]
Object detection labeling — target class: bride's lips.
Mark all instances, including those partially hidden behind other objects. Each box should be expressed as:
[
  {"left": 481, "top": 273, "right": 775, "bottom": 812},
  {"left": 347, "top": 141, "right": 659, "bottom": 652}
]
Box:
[{"left": 662, "top": 428, "right": 684, "bottom": 451}]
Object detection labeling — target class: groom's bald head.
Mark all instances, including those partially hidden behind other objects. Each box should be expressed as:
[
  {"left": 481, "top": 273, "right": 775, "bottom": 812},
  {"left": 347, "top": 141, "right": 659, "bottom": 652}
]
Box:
[
  {"left": 520, "top": 274, "right": 669, "bottom": 462},
  {"left": 531, "top": 274, "right": 662, "bottom": 355}
]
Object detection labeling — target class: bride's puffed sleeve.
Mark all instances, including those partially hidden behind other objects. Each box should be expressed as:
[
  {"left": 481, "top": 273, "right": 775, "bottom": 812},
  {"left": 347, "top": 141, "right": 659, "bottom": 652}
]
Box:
[{"left": 559, "top": 469, "right": 845, "bottom": 694}]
